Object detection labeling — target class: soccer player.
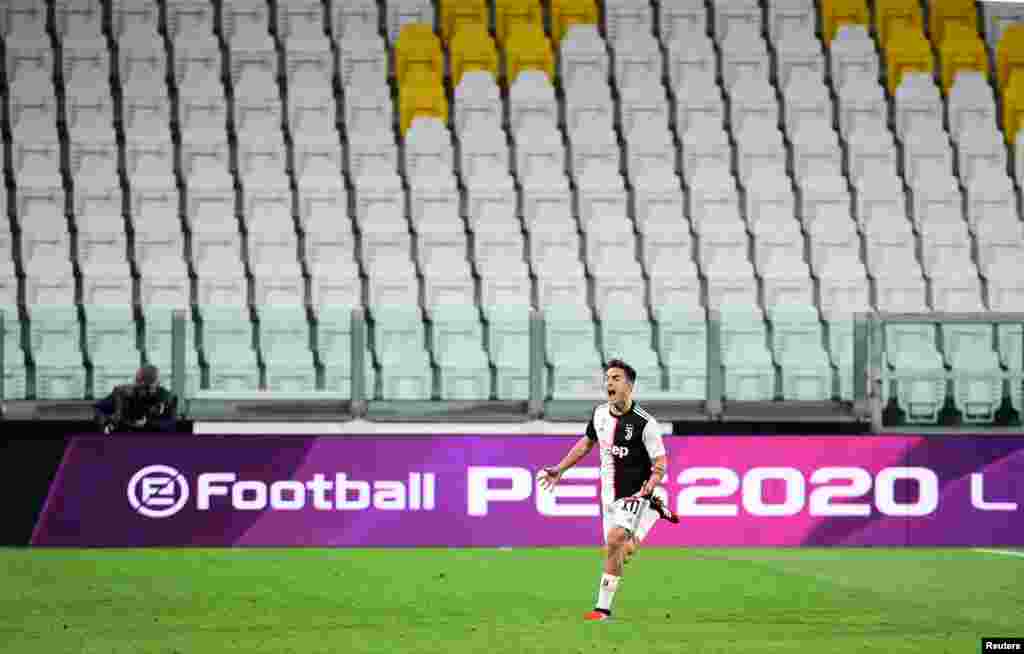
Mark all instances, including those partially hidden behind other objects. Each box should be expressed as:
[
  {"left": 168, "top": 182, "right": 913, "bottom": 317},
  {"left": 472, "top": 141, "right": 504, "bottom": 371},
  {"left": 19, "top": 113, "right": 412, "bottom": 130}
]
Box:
[{"left": 537, "top": 359, "right": 671, "bottom": 621}]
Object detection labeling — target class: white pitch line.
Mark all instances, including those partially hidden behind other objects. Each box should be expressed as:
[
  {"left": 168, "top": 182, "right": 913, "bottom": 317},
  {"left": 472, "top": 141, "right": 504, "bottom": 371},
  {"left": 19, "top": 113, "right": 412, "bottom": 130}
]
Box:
[{"left": 973, "top": 548, "right": 1024, "bottom": 558}]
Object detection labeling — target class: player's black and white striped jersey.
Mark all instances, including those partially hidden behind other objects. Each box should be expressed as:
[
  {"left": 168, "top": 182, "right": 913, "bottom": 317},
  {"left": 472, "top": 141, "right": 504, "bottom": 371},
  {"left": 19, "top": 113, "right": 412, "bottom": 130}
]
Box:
[{"left": 585, "top": 403, "right": 665, "bottom": 504}]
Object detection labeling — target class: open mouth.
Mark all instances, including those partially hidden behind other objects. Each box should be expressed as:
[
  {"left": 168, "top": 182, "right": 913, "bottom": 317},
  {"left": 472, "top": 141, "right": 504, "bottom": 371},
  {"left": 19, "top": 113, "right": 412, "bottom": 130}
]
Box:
[{"left": 608, "top": 390, "right": 616, "bottom": 399}]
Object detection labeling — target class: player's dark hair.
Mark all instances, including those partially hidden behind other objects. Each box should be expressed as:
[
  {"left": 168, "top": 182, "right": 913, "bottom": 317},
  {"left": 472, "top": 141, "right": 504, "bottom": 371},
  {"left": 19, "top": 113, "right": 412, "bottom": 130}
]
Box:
[{"left": 603, "top": 359, "right": 636, "bottom": 385}]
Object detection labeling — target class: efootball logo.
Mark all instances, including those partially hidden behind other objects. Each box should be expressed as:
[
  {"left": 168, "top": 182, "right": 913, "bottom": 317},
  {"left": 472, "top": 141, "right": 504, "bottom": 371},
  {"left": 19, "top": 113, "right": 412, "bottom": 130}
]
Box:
[{"left": 127, "top": 465, "right": 190, "bottom": 518}]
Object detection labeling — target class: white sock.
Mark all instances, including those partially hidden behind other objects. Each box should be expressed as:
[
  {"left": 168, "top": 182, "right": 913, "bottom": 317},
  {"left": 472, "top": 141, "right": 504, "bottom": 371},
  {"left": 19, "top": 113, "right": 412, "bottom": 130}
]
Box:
[{"left": 596, "top": 573, "right": 620, "bottom": 612}]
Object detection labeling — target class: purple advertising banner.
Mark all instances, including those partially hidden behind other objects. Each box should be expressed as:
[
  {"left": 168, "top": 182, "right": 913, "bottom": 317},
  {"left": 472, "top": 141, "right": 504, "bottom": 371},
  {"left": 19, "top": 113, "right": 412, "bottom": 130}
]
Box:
[{"left": 30, "top": 435, "right": 1024, "bottom": 547}]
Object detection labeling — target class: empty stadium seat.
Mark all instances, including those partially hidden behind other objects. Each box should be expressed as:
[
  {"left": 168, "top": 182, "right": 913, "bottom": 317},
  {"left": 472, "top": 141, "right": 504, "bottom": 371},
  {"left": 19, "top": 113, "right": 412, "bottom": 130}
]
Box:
[
  {"left": 506, "top": 24, "right": 555, "bottom": 84},
  {"left": 966, "top": 165, "right": 1016, "bottom": 232},
  {"left": 314, "top": 305, "right": 353, "bottom": 397},
  {"left": 544, "top": 305, "right": 602, "bottom": 399},
  {"left": 940, "top": 25, "right": 988, "bottom": 94},
  {"left": 893, "top": 72, "right": 943, "bottom": 141},
  {"left": 776, "top": 29, "right": 825, "bottom": 88},
  {"left": 884, "top": 323, "right": 946, "bottom": 423},
  {"left": 681, "top": 128, "right": 732, "bottom": 185},
  {"left": 613, "top": 28, "right": 662, "bottom": 90},
  {"left": 769, "top": 0, "right": 816, "bottom": 43},
  {"left": 604, "top": 0, "right": 653, "bottom": 46},
  {"left": 735, "top": 119, "right": 787, "bottom": 185},
  {"left": 659, "top": 2, "right": 707, "bottom": 45},
  {"left": 719, "top": 305, "right": 775, "bottom": 401},
  {"left": 565, "top": 74, "right": 614, "bottom": 133},
  {"left": 654, "top": 307, "right": 706, "bottom": 400},
  {"left": 84, "top": 305, "right": 141, "bottom": 397},
  {"left": 753, "top": 218, "right": 814, "bottom": 307},
  {"left": 338, "top": 30, "right": 389, "bottom": 87},
  {"left": 799, "top": 174, "right": 852, "bottom": 228},
  {"left": 450, "top": 24, "right": 498, "bottom": 87},
  {"left": 551, "top": 0, "right": 599, "bottom": 45},
  {"left": 483, "top": 304, "right": 530, "bottom": 399},
  {"left": 885, "top": 29, "right": 934, "bottom": 96},
  {"left": 28, "top": 305, "right": 86, "bottom": 399},
  {"left": 940, "top": 323, "right": 1002, "bottom": 423},
  {"left": 400, "top": 76, "right": 448, "bottom": 135},
  {"left": 599, "top": 305, "right": 658, "bottom": 367},
  {"left": 949, "top": 72, "right": 997, "bottom": 145},
  {"left": 666, "top": 30, "right": 716, "bottom": 90},
  {"left": 829, "top": 25, "right": 878, "bottom": 90},
  {"left": 458, "top": 126, "right": 510, "bottom": 180},
  {"left": 0, "top": 305, "right": 25, "bottom": 396},
  {"left": 430, "top": 304, "right": 490, "bottom": 400},
  {"left": 902, "top": 127, "right": 954, "bottom": 188},
  {"left": 495, "top": 0, "right": 542, "bottom": 46},
  {"left": 769, "top": 305, "right": 832, "bottom": 400},
  {"left": 221, "top": 0, "right": 272, "bottom": 46},
  {"left": 998, "top": 24, "right": 1024, "bottom": 90},
  {"left": 960, "top": 125, "right": 1008, "bottom": 187},
  {"left": 560, "top": 24, "right": 609, "bottom": 88},
  {"left": 927, "top": 0, "right": 973, "bottom": 45},
  {"left": 674, "top": 70, "right": 726, "bottom": 136},
  {"left": 275, "top": 0, "right": 325, "bottom": 42},
  {"left": 568, "top": 125, "right": 619, "bottom": 181},
  {"left": 712, "top": 0, "right": 759, "bottom": 39},
  {"left": 721, "top": 23, "right": 770, "bottom": 89},
  {"left": 909, "top": 172, "right": 963, "bottom": 230},
  {"left": 454, "top": 71, "right": 503, "bottom": 135},
  {"left": 330, "top": 0, "right": 377, "bottom": 39},
  {"left": 846, "top": 123, "right": 898, "bottom": 185},
  {"left": 256, "top": 305, "right": 316, "bottom": 393},
  {"left": 689, "top": 168, "right": 741, "bottom": 232},
  {"left": 822, "top": 0, "right": 870, "bottom": 45},
  {"left": 372, "top": 305, "right": 434, "bottom": 400},
  {"left": 404, "top": 119, "right": 455, "bottom": 179},
  {"left": 441, "top": 0, "right": 487, "bottom": 44},
  {"left": 55, "top": 0, "right": 104, "bottom": 42},
  {"left": 1, "top": 0, "right": 47, "bottom": 40},
  {"left": 199, "top": 306, "right": 260, "bottom": 392}
]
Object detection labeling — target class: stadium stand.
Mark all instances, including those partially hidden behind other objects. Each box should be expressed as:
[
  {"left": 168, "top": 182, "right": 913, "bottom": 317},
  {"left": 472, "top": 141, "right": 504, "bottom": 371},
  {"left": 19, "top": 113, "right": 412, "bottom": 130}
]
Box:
[{"left": 0, "top": 0, "right": 1023, "bottom": 431}]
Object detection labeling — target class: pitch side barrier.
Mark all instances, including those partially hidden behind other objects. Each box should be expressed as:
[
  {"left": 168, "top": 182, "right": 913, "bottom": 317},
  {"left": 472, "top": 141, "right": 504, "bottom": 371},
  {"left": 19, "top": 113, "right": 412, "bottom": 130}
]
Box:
[
  {"left": 2, "top": 309, "right": 1023, "bottom": 432},
  {"left": 26, "top": 433, "right": 1024, "bottom": 548}
]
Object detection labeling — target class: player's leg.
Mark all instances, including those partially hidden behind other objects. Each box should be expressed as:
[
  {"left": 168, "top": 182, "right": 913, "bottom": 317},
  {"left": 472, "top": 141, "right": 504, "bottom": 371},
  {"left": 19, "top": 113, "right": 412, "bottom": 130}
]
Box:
[
  {"left": 624, "top": 487, "right": 668, "bottom": 564},
  {"left": 586, "top": 499, "right": 643, "bottom": 621}
]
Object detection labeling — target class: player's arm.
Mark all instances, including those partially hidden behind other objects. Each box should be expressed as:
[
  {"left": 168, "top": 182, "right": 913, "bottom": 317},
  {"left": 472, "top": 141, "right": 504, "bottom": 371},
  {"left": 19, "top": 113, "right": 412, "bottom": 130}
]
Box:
[
  {"left": 638, "top": 454, "right": 667, "bottom": 497},
  {"left": 638, "top": 419, "right": 668, "bottom": 497},
  {"left": 537, "top": 420, "right": 598, "bottom": 489},
  {"left": 537, "top": 435, "right": 594, "bottom": 489}
]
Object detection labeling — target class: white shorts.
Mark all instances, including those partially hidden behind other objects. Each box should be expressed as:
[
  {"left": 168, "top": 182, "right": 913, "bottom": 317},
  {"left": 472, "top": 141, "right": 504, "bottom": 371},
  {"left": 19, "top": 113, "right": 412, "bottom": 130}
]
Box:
[{"left": 602, "top": 487, "right": 667, "bottom": 544}]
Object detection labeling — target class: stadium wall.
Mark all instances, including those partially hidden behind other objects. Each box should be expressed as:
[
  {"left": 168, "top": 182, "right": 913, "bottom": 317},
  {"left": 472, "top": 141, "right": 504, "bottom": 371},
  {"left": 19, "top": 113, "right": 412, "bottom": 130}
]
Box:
[{"left": 20, "top": 433, "right": 1024, "bottom": 548}]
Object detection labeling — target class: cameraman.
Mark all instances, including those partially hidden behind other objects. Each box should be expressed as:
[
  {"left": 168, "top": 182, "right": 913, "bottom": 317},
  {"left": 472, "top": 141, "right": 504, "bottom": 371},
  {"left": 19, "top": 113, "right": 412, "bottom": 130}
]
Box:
[{"left": 94, "top": 365, "right": 178, "bottom": 434}]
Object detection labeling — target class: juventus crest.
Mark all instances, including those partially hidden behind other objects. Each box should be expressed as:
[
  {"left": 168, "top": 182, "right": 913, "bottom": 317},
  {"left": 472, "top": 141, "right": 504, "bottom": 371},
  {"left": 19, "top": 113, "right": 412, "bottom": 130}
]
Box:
[{"left": 624, "top": 424, "right": 634, "bottom": 441}]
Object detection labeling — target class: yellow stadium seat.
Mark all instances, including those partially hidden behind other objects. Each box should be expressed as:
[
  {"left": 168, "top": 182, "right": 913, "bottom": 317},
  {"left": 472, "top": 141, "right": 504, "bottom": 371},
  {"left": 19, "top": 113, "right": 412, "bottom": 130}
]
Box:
[
  {"left": 997, "top": 23, "right": 1024, "bottom": 92},
  {"left": 940, "top": 24, "right": 988, "bottom": 92},
  {"left": 550, "top": 0, "right": 598, "bottom": 44},
  {"left": 400, "top": 74, "right": 449, "bottom": 135},
  {"left": 451, "top": 24, "right": 499, "bottom": 86},
  {"left": 928, "top": 0, "right": 977, "bottom": 48},
  {"left": 1003, "top": 70, "right": 1024, "bottom": 143},
  {"left": 442, "top": 0, "right": 488, "bottom": 44},
  {"left": 505, "top": 23, "right": 554, "bottom": 84},
  {"left": 821, "top": 0, "right": 869, "bottom": 45},
  {"left": 495, "top": 0, "right": 543, "bottom": 46},
  {"left": 885, "top": 28, "right": 934, "bottom": 94},
  {"left": 874, "top": 0, "right": 923, "bottom": 54},
  {"left": 396, "top": 24, "right": 444, "bottom": 88}
]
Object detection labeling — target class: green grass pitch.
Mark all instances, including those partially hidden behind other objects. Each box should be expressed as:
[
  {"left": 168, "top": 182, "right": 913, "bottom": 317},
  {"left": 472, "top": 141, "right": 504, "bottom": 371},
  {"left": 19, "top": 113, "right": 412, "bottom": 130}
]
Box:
[{"left": 1, "top": 548, "right": 1021, "bottom": 653}]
